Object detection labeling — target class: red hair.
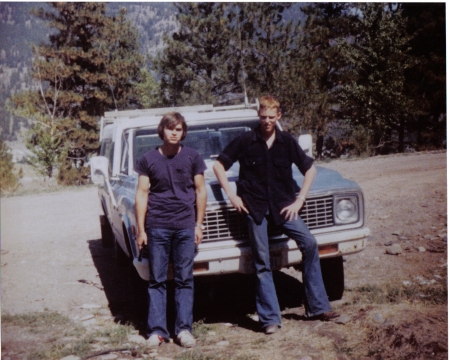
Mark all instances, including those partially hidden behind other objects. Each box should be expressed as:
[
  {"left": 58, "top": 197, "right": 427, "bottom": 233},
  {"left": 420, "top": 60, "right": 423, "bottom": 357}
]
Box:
[{"left": 258, "top": 95, "right": 281, "bottom": 113}]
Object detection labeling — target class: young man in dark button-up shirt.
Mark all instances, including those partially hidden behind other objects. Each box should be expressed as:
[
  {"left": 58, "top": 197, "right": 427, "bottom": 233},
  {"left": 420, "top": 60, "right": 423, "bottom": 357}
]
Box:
[{"left": 213, "top": 95, "right": 339, "bottom": 335}]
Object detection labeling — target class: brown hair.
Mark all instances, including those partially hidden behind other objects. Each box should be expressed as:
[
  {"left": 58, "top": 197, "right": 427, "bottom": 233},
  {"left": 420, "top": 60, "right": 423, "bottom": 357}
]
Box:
[
  {"left": 157, "top": 112, "right": 187, "bottom": 140},
  {"left": 258, "top": 95, "right": 281, "bottom": 114}
]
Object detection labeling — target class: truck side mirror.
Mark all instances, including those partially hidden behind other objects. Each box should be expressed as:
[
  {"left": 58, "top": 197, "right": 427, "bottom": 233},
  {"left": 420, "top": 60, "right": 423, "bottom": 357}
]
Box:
[
  {"left": 90, "top": 156, "right": 109, "bottom": 184},
  {"left": 298, "top": 134, "right": 313, "bottom": 158}
]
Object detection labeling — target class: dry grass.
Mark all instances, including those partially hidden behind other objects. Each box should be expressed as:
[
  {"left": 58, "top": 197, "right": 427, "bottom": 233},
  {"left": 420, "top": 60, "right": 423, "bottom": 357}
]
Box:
[
  {"left": 2, "top": 278, "right": 447, "bottom": 360},
  {"left": 345, "top": 278, "right": 447, "bottom": 306},
  {"left": 2, "top": 310, "right": 145, "bottom": 360}
]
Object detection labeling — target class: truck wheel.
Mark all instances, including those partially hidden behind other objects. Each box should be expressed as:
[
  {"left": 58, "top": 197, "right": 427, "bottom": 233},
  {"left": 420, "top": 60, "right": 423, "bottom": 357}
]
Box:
[
  {"left": 100, "top": 215, "right": 114, "bottom": 248},
  {"left": 320, "top": 256, "right": 344, "bottom": 301}
]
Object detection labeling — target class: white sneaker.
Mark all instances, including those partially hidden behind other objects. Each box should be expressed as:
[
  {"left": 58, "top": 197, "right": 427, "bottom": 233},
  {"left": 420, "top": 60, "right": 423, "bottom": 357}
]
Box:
[
  {"left": 177, "top": 330, "right": 196, "bottom": 348},
  {"left": 147, "top": 333, "right": 164, "bottom": 347}
]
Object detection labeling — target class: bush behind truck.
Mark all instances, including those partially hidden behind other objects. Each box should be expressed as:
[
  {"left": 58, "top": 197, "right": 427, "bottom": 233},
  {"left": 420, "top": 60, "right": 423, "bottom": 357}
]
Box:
[{"left": 90, "top": 103, "right": 370, "bottom": 301}]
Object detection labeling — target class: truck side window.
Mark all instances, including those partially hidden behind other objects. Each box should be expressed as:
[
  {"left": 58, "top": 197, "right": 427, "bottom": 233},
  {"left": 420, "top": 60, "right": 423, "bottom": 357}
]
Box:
[{"left": 120, "top": 132, "right": 129, "bottom": 175}]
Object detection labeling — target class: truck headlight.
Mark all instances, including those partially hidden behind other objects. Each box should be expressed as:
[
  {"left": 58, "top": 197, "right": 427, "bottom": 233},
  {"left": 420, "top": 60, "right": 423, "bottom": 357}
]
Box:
[{"left": 334, "top": 196, "right": 359, "bottom": 224}]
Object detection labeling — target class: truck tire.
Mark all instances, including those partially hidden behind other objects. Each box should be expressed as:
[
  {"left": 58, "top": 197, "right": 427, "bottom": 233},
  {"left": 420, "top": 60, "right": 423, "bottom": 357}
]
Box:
[
  {"left": 320, "top": 256, "right": 344, "bottom": 301},
  {"left": 100, "top": 215, "right": 114, "bottom": 248}
]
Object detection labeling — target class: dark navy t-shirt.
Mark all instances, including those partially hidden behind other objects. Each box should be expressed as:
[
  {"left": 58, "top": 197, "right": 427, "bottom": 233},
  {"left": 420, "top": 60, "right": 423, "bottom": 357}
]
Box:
[{"left": 135, "top": 146, "right": 207, "bottom": 229}]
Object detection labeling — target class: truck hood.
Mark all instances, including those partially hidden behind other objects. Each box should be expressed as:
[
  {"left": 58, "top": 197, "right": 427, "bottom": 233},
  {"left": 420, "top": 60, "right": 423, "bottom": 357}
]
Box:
[{"left": 203, "top": 159, "right": 360, "bottom": 203}]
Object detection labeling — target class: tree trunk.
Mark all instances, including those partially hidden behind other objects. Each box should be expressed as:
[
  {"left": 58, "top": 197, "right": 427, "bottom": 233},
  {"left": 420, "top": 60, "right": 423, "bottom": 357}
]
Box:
[
  {"left": 398, "top": 118, "right": 405, "bottom": 153},
  {"left": 316, "top": 133, "right": 324, "bottom": 160}
]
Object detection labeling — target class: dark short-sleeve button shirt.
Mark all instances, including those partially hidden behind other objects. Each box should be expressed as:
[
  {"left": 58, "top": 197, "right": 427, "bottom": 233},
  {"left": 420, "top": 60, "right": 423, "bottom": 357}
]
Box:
[
  {"left": 217, "top": 125, "right": 314, "bottom": 225},
  {"left": 135, "top": 146, "right": 207, "bottom": 229}
]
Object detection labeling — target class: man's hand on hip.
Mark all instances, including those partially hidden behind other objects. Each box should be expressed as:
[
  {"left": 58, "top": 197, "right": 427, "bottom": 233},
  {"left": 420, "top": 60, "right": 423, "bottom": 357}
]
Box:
[{"left": 280, "top": 197, "right": 305, "bottom": 221}]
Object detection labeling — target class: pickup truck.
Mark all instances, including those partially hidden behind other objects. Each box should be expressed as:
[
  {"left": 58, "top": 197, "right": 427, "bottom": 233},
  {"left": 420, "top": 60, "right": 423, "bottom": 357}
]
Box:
[{"left": 90, "top": 103, "right": 370, "bottom": 300}]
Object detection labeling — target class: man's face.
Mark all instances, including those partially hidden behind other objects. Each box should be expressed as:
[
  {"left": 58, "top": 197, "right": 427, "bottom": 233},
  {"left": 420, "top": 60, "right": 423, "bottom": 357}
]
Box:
[
  {"left": 163, "top": 123, "right": 184, "bottom": 145},
  {"left": 258, "top": 107, "right": 281, "bottom": 135}
]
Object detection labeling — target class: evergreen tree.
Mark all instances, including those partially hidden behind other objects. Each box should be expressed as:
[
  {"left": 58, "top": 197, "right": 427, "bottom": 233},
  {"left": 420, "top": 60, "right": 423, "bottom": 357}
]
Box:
[
  {"left": 239, "top": 3, "right": 309, "bottom": 114},
  {"left": 9, "top": 3, "right": 145, "bottom": 183},
  {"left": 237, "top": 3, "right": 305, "bottom": 116},
  {"left": 0, "top": 139, "right": 20, "bottom": 194},
  {"left": 7, "top": 77, "right": 66, "bottom": 178},
  {"left": 25, "top": 122, "right": 63, "bottom": 178},
  {"left": 336, "top": 3, "right": 418, "bottom": 155},
  {"left": 401, "top": 3, "right": 446, "bottom": 150},
  {"left": 155, "top": 3, "right": 304, "bottom": 109},
  {"left": 300, "top": 3, "right": 356, "bottom": 157},
  {"left": 155, "top": 2, "right": 442, "bottom": 156},
  {"left": 134, "top": 68, "right": 162, "bottom": 109},
  {"left": 154, "top": 2, "right": 240, "bottom": 106}
]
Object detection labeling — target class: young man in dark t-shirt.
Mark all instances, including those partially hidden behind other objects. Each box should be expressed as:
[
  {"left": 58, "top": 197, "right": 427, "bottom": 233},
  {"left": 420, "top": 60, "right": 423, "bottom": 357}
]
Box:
[
  {"left": 213, "top": 95, "right": 339, "bottom": 335},
  {"left": 135, "top": 112, "right": 207, "bottom": 348}
]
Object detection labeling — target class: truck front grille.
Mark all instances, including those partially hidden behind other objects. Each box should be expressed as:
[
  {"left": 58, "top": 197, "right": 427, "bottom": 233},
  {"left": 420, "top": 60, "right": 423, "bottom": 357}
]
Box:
[{"left": 203, "top": 195, "right": 334, "bottom": 242}]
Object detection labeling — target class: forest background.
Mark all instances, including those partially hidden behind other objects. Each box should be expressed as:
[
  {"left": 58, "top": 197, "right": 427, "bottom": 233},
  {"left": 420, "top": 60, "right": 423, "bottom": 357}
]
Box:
[{"left": 0, "top": 2, "right": 446, "bottom": 190}]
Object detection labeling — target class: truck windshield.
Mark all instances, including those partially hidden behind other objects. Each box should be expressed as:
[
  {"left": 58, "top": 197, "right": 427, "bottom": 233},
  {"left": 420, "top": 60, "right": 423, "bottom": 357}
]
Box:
[{"left": 134, "top": 119, "right": 260, "bottom": 164}]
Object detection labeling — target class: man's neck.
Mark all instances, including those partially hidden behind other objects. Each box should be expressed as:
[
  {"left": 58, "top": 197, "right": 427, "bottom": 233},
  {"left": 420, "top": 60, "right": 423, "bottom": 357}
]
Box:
[
  {"left": 260, "top": 128, "right": 276, "bottom": 148},
  {"left": 159, "top": 143, "right": 181, "bottom": 157}
]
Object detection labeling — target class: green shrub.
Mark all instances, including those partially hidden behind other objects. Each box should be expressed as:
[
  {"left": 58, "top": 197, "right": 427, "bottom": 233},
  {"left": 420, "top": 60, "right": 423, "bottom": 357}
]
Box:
[
  {"left": 57, "top": 158, "right": 91, "bottom": 186},
  {"left": 0, "top": 139, "right": 21, "bottom": 194}
]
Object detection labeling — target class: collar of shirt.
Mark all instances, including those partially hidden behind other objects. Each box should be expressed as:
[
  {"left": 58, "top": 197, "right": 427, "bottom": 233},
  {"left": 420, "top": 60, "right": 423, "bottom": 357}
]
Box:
[{"left": 252, "top": 125, "right": 286, "bottom": 145}]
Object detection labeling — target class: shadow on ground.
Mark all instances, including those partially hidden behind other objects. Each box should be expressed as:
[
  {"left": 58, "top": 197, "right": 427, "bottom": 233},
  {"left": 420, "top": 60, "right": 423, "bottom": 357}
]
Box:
[{"left": 88, "top": 239, "right": 305, "bottom": 337}]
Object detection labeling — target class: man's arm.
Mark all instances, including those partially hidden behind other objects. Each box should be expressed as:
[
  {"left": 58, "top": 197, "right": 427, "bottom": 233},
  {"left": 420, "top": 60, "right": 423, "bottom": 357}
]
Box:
[
  {"left": 194, "top": 173, "right": 207, "bottom": 245},
  {"left": 135, "top": 174, "right": 150, "bottom": 250},
  {"left": 280, "top": 164, "right": 317, "bottom": 221},
  {"left": 213, "top": 160, "right": 249, "bottom": 214}
]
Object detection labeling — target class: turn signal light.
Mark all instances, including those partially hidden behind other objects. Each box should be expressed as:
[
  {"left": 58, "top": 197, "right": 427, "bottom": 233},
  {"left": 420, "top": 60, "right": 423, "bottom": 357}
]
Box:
[
  {"left": 319, "top": 244, "right": 338, "bottom": 255},
  {"left": 193, "top": 262, "right": 209, "bottom": 273}
]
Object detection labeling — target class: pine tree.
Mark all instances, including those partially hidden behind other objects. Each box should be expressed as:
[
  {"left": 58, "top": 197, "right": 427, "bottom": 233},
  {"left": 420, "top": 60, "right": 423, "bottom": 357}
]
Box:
[
  {"left": 154, "top": 2, "right": 441, "bottom": 158},
  {"left": 401, "top": 3, "right": 446, "bottom": 150},
  {"left": 155, "top": 3, "right": 304, "bottom": 109},
  {"left": 336, "top": 3, "right": 418, "bottom": 155},
  {"left": 154, "top": 2, "right": 241, "bottom": 106},
  {"left": 9, "top": 3, "right": 144, "bottom": 183},
  {"left": 237, "top": 3, "right": 304, "bottom": 106},
  {"left": 134, "top": 68, "right": 162, "bottom": 109},
  {"left": 7, "top": 76, "right": 66, "bottom": 178},
  {"left": 298, "top": 3, "right": 356, "bottom": 157},
  {"left": 0, "top": 139, "right": 20, "bottom": 194}
]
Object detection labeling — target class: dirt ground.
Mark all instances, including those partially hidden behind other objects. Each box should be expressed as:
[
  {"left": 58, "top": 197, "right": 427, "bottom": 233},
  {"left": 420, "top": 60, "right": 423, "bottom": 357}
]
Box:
[{"left": 1, "top": 151, "right": 447, "bottom": 359}]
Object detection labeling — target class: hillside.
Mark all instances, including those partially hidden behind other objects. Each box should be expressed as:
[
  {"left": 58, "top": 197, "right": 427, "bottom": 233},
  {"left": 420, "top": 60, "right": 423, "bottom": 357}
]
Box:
[
  {"left": 0, "top": 3, "right": 307, "bottom": 142},
  {"left": 0, "top": 2, "right": 177, "bottom": 141}
]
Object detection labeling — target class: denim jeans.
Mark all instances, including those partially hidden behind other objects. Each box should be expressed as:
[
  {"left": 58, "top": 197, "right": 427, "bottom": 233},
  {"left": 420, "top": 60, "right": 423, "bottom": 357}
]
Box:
[
  {"left": 146, "top": 227, "right": 195, "bottom": 339},
  {"left": 247, "top": 212, "right": 331, "bottom": 327}
]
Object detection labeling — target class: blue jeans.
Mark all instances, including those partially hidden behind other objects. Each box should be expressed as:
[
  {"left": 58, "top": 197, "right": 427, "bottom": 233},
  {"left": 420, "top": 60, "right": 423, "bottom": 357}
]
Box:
[
  {"left": 247, "top": 213, "right": 331, "bottom": 327},
  {"left": 146, "top": 227, "right": 195, "bottom": 339}
]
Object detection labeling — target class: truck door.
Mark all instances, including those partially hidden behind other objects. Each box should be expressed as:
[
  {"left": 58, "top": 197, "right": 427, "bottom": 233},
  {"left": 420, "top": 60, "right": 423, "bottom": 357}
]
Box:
[
  {"left": 110, "top": 130, "right": 134, "bottom": 255},
  {"left": 99, "top": 135, "right": 115, "bottom": 225}
]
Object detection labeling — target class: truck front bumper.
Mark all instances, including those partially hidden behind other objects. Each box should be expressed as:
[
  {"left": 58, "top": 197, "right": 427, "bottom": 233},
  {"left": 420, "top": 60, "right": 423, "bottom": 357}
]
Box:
[{"left": 193, "top": 226, "right": 370, "bottom": 276}]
